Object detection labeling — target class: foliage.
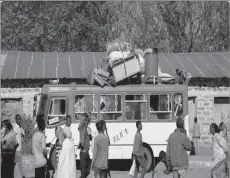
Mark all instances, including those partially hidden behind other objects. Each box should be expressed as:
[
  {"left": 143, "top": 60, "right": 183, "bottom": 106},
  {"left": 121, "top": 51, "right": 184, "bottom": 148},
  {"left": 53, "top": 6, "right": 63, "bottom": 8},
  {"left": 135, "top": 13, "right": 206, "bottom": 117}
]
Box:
[
  {"left": 1, "top": 1, "right": 229, "bottom": 52},
  {"left": 21, "top": 114, "right": 36, "bottom": 155},
  {"left": 1, "top": 104, "right": 35, "bottom": 154},
  {"left": 1, "top": 106, "right": 14, "bottom": 122}
]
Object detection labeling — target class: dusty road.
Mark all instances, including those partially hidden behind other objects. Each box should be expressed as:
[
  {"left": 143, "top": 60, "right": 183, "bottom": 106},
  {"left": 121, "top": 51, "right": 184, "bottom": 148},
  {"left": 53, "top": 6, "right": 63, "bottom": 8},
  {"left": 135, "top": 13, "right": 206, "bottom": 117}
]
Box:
[{"left": 74, "top": 168, "right": 211, "bottom": 178}]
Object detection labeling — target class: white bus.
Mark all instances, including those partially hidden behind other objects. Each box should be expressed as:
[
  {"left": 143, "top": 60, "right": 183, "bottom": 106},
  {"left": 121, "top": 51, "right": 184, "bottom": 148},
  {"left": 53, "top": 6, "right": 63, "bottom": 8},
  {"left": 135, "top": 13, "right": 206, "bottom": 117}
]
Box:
[{"left": 36, "top": 83, "right": 188, "bottom": 172}]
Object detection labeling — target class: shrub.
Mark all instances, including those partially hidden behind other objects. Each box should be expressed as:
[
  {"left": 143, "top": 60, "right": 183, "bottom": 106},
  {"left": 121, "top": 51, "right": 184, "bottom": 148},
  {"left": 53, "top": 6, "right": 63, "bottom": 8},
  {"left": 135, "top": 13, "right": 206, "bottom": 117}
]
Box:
[{"left": 21, "top": 114, "right": 36, "bottom": 155}]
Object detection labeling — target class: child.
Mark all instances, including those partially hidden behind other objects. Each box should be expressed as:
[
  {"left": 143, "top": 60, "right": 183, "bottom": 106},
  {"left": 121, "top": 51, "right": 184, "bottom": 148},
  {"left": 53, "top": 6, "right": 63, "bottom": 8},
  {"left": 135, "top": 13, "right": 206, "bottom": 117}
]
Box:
[{"left": 152, "top": 151, "right": 172, "bottom": 178}]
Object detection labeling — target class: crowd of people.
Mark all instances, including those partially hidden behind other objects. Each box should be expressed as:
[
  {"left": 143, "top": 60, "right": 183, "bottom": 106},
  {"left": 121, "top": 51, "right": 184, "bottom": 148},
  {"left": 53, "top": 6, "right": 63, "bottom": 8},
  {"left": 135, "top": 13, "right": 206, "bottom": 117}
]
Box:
[
  {"left": 151, "top": 118, "right": 229, "bottom": 178},
  {"left": 1, "top": 113, "right": 229, "bottom": 178}
]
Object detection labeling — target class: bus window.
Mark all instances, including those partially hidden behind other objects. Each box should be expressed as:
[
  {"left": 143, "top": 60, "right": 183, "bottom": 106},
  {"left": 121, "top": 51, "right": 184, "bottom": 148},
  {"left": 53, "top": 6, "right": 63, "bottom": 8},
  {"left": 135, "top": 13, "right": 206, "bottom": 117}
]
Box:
[
  {"left": 125, "top": 94, "right": 147, "bottom": 120},
  {"left": 150, "top": 94, "right": 172, "bottom": 120},
  {"left": 47, "top": 98, "right": 66, "bottom": 125},
  {"left": 100, "top": 94, "right": 122, "bottom": 121},
  {"left": 75, "top": 94, "right": 98, "bottom": 121},
  {"left": 174, "top": 93, "right": 183, "bottom": 118}
]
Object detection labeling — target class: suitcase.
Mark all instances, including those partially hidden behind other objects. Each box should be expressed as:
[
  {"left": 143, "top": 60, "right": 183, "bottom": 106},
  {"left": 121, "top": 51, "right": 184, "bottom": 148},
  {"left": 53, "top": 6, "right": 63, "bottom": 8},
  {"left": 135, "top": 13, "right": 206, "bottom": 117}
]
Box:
[{"left": 108, "top": 55, "right": 141, "bottom": 83}]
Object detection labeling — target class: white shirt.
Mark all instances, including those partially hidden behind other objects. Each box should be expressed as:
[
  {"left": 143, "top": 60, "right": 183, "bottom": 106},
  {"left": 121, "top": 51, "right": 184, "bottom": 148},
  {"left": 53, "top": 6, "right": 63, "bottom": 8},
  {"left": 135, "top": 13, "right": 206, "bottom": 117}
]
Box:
[
  {"left": 32, "top": 131, "right": 47, "bottom": 168},
  {"left": 63, "top": 126, "right": 72, "bottom": 139},
  {"left": 213, "top": 133, "right": 227, "bottom": 164},
  {"left": 13, "top": 123, "right": 25, "bottom": 152}
]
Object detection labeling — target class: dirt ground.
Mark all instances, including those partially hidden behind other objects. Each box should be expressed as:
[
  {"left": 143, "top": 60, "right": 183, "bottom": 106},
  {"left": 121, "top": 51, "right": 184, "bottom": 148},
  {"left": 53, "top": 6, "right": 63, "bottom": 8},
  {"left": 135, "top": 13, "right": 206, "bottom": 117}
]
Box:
[
  {"left": 16, "top": 145, "right": 214, "bottom": 178},
  {"left": 60, "top": 168, "right": 211, "bottom": 178}
]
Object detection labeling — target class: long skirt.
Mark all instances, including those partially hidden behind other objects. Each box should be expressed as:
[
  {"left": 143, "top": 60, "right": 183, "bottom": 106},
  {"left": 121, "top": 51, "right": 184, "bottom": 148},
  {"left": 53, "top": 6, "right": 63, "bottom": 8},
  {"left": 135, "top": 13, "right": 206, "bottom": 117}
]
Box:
[
  {"left": 2, "top": 151, "right": 15, "bottom": 178},
  {"left": 57, "top": 138, "right": 77, "bottom": 178},
  {"left": 211, "top": 159, "right": 228, "bottom": 178}
]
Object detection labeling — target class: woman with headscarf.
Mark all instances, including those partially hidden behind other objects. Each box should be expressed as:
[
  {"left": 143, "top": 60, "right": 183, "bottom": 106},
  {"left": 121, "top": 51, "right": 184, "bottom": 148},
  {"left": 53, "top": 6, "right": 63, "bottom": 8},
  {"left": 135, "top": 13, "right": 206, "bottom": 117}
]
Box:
[
  {"left": 52, "top": 126, "right": 65, "bottom": 178},
  {"left": 56, "top": 115, "right": 76, "bottom": 178},
  {"left": 1, "top": 119, "right": 19, "bottom": 178},
  {"left": 210, "top": 123, "right": 229, "bottom": 178}
]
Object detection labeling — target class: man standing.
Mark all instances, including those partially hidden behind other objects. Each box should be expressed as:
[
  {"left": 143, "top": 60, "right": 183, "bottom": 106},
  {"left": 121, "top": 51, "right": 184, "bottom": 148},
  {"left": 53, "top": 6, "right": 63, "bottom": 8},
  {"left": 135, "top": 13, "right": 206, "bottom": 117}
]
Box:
[
  {"left": 32, "top": 115, "right": 47, "bottom": 178},
  {"left": 91, "top": 120, "right": 110, "bottom": 178},
  {"left": 78, "top": 113, "right": 92, "bottom": 178},
  {"left": 13, "top": 114, "right": 25, "bottom": 178},
  {"left": 132, "top": 121, "right": 146, "bottom": 178},
  {"left": 166, "top": 118, "right": 192, "bottom": 178},
  {"left": 193, "top": 117, "right": 200, "bottom": 155}
]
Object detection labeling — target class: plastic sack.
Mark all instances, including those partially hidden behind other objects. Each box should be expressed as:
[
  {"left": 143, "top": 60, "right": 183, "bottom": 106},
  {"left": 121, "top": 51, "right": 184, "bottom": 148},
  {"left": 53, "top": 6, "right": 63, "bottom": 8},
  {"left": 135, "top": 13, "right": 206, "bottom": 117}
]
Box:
[
  {"left": 106, "top": 38, "right": 131, "bottom": 55},
  {"left": 14, "top": 163, "right": 22, "bottom": 178},
  {"left": 129, "top": 159, "right": 136, "bottom": 177},
  {"left": 108, "top": 51, "right": 131, "bottom": 64},
  {"left": 22, "top": 155, "right": 35, "bottom": 178}
]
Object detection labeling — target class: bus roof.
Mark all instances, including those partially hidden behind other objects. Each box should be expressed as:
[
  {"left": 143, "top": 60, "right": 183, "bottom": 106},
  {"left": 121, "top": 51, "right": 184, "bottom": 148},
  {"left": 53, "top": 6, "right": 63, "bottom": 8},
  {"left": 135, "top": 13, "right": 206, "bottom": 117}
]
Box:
[{"left": 42, "top": 83, "right": 188, "bottom": 94}]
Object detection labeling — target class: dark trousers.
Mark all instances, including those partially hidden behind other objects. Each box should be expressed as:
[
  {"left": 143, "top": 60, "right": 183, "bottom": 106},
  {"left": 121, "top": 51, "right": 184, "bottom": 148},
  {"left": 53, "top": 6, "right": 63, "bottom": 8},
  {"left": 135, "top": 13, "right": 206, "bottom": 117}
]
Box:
[
  {"left": 1, "top": 152, "right": 15, "bottom": 178},
  {"left": 35, "top": 166, "right": 46, "bottom": 178},
  {"left": 80, "top": 151, "right": 91, "bottom": 178},
  {"left": 94, "top": 169, "right": 108, "bottom": 178}
]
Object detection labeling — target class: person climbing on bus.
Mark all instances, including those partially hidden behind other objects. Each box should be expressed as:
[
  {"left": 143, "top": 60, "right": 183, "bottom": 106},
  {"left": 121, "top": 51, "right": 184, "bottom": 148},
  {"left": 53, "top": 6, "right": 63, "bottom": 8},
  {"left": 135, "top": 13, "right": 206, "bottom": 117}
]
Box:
[
  {"left": 132, "top": 121, "right": 146, "bottom": 178},
  {"left": 78, "top": 112, "right": 92, "bottom": 178}
]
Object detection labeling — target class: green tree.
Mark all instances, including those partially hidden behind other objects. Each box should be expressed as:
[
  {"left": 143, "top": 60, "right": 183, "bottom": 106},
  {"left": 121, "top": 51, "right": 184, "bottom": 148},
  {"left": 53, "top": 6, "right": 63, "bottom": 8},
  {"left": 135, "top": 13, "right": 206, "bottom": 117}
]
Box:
[{"left": 1, "top": 1, "right": 229, "bottom": 52}]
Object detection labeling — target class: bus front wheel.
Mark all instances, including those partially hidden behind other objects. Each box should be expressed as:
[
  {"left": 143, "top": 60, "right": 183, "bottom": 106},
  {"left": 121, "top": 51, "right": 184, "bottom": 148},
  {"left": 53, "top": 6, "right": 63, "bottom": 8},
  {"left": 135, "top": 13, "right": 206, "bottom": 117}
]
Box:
[
  {"left": 131, "top": 144, "right": 154, "bottom": 173},
  {"left": 143, "top": 145, "right": 154, "bottom": 172}
]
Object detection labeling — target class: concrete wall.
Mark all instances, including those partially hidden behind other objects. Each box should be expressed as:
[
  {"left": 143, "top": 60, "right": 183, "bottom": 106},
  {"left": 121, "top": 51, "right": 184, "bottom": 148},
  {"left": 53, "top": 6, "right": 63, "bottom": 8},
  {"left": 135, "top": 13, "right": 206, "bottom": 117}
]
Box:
[
  {"left": 1, "top": 88, "right": 41, "bottom": 120},
  {"left": 188, "top": 87, "right": 230, "bottom": 146},
  {"left": 1, "top": 86, "right": 230, "bottom": 146}
]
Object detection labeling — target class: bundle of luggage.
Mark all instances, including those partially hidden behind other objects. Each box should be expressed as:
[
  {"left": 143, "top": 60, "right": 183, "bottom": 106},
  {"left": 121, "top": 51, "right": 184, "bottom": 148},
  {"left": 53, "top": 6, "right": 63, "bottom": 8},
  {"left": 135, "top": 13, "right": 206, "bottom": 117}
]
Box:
[
  {"left": 87, "top": 37, "right": 143, "bottom": 87},
  {"left": 86, "top": 37, "right": 190, "bottom": 87}
]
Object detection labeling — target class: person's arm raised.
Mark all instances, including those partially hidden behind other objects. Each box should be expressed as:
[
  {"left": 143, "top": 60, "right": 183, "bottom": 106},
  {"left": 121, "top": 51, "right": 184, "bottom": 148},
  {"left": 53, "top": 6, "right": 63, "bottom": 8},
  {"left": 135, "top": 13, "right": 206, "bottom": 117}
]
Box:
[{"left": 105, "top": 127, "right": 110, "bottom": 145}]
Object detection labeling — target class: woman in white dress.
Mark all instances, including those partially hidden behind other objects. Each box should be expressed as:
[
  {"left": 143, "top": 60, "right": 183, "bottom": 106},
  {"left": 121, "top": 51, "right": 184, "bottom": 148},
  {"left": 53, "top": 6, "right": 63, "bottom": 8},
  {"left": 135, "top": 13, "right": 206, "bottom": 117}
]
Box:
[
  {"left": 210, "top": 123, "right": 229, "bottom": 178},
  {"left": 57, "top": 115, "right": 76, "bottom": 178}
]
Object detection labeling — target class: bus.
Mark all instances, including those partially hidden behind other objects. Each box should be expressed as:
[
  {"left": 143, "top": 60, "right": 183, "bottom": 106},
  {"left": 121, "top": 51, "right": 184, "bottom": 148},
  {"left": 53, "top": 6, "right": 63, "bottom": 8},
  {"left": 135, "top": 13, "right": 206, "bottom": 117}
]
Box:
[{"left": 36, "top": 82, "right": 188, "bottom": 172}]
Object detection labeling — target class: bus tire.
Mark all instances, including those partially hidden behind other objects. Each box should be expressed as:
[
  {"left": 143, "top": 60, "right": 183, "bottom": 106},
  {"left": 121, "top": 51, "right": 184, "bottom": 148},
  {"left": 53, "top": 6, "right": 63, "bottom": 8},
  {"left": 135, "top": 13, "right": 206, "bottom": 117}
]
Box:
[
  {"left": 142, "top": 143, "right": 154, "bottom": 172},
  {"left": 131, "top": 143, "right": 155, "bottom": 173}
]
